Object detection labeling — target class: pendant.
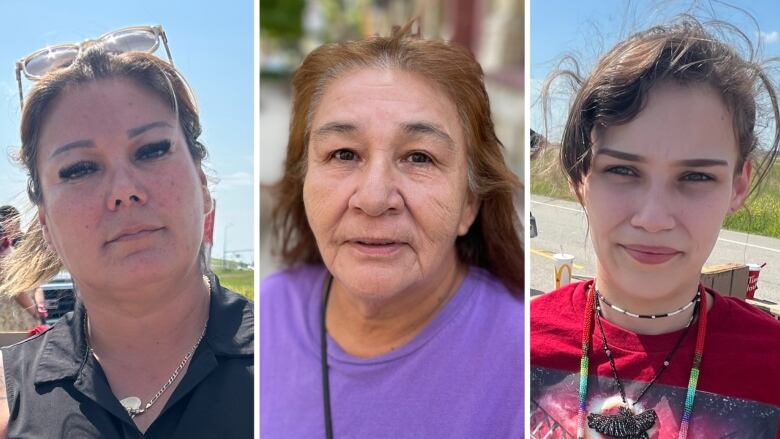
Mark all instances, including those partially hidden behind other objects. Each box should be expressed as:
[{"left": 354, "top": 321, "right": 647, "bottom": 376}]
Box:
[
  {"left": 120, "top": 396, "right": 143, "bottom": 418},
  {"left": 587, "top": 406, "right": 657, "bottom": 439}
]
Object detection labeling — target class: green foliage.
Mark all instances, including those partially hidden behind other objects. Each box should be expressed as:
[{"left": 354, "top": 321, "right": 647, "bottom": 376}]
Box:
[
  {"left": 724, "top": 165, "right": 780, "bottom": 238},
  {"left": 530, "top": 146, "right": 576, "bottom": 202},
  {"left": 260, "top": 0, "right": 306, "bottom": 40},
  {"left": 211, "top": 258, "right": 254, "bottom": 301}
]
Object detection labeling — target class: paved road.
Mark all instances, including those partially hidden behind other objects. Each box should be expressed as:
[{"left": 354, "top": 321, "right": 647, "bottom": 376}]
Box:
[{"left": 530, "top": 195, "right": 780, "bottom": 304}]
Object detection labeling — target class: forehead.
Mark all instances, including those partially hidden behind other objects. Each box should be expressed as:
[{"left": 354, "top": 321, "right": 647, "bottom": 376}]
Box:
[
  {"left": 593, "top": 83, "right": 737, "bottom": 161},
  {"left": 310, "top": 67, "right": 463, "bottom": 142},
  {"left": 37, "top": 77, "right": 177, "bottom": 151}
]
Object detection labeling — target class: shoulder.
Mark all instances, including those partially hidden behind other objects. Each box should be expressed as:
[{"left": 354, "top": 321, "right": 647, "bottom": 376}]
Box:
[
  {"left": 530, "top": 281, "right": 587, "bottom": 369},
  {"left": 708, "top": 292, "right": 780, "bottom": 339},
  {"left": 461, "top": 266, "right": 523, "bottom": 332},
  {"left": 1, "top": 319, "right": 61, "bottom": 365},
  {"left": 531, "top": 281, "right": 584, "bottom": 325},
  {"left": 260, "top": 265, "right": 327, "bottom": 344},
  {"left": 208, "top": 276, "right": 254, "bottom": 356},
  {"left": 467, "top": 266, "right": 522, "bottom": 305},
  {"left": 701, "top": 291, "right": 780, "bottom": 406},
  {"left": 260, "top": 264, "right": 329, "bottom": 311}
]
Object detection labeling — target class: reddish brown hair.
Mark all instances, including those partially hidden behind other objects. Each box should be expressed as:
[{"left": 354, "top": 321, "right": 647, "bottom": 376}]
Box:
[{"left": 271, "top": 23, "right": 523, "bottom": 294}]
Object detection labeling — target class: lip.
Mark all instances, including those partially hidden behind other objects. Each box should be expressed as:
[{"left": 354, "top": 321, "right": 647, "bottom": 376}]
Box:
[
  {"left": 347, "top": 238, "right": 406, "bottom": 257},
  {"left": 620, "top": 244, "right": 681, "bottom": 265},
  {"left": 107, "top": 225, "right": 164, "bottom": 244}
]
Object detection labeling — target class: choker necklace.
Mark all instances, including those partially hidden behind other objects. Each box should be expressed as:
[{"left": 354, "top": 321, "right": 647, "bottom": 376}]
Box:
[
  {"left": 320, "top": 275, "right": 335, "bottom": 439},
  {"left": 86, "top": 275, "right": 211, "bottom": 419},
  {"left": 576, "top": 282, "right": 708, "bottom": 439},
  {"left": 597, "top": 290, "right": 700, "bottom": 319}
]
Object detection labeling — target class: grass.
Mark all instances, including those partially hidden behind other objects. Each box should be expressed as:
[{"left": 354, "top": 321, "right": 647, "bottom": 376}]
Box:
[
  {"left": 531, "top": 145, "right": 780, "bottom": 239},
  {"left": 210, "top": 258, "right": 254, "bottom": 301},
  {"left": 530, "top": 145, "right": 577, "bottom": 202}
]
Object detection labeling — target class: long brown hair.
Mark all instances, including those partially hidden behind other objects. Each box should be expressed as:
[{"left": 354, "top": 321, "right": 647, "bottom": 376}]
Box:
[
  {"left": 271, "top": 23, "right": 524, "bottom": 294},
  {"left": 541, "top": 17, "right": 780, "bottom": 196},
  {"left": 1, "top": 46, "right": 208, "bottom": 295}
]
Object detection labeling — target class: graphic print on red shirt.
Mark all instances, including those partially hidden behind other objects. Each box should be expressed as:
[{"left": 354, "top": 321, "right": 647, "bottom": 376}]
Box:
[{"left": 531, "top": 280, "right": 780, "bottom": 438}]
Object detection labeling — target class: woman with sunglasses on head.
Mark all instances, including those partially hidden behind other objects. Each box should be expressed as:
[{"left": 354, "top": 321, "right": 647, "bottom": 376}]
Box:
[
  {"left": 0, "top": 27, "right": 253, "bottom": 438},
  {"left": 531, "top": 17, "right": 780, "bottom": 438}
]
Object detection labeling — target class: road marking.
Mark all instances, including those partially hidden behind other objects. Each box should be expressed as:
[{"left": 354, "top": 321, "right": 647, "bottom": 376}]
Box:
[
  {"left": 533, "top": 199, "right": 780, "bottom": 254},
  {"left": 530, "top": 248, "right": 584, "bottom": 269},
  {"left": 531, "top": 199, "right": 584, "bottom": 213},
  {"left": 717, "top": 237, "right": 780, "bottom": 253}
]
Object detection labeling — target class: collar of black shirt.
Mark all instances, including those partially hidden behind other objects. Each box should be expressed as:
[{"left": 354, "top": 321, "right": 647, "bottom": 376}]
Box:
[{"left": 31, "top": 272, "right": 254, "bottom": 385}]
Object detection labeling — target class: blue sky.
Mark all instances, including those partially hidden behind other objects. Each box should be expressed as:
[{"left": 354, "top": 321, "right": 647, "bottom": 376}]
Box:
[
  {"left": 531, "top": 0, "right": 780, "bottom": 140},
  {"left": 0, "top": 1, "right": 254, "bottom": 264}
]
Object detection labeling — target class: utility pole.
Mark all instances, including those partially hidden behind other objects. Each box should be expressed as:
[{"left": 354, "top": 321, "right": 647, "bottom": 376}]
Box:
[{"left": 223, "top": 223, "right": 233, "bottom": 270}]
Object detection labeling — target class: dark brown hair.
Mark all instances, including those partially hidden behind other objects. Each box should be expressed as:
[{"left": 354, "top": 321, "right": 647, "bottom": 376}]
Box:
[
  {"left": 542, "top": 17, "right": 780, "bottom": 195},
  {"left": 1, "top": 46, "right": 208, "bottom": 294},
  {"left": 271, "top": 23, "right": 523, "bottom": 294}
]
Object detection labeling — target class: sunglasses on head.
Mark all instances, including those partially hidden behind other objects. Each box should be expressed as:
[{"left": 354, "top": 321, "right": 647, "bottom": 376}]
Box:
[{"left": 15, "top": 25, "right": 175, "bottom": 109}]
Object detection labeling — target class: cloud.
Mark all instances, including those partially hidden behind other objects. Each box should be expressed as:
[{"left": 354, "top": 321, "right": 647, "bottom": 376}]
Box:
[
  {"left": 759, "top": 31, "right": 779, "bottom": 44},
  {"left": 213, "top": 171, "right": 252, "bottom": 190}
]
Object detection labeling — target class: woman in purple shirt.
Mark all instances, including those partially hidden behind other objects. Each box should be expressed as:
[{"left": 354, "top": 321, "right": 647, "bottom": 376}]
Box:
[{"left": 261, "top": 22, "right": 524, "bottom": 438}]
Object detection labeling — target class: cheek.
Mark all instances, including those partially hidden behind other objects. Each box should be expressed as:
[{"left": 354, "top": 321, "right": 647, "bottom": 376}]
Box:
[
  {"left": 44, "top": 186, "right": 103, "bottom": 239},
  {"left": 404, "top": 179, "right": 468, "bottom": 244},
  {"left": 303, "top": 170, "right": 345, "bottom": 238},
  {"left": 583, "top": 180, "right": 629, "bottom": 232}
]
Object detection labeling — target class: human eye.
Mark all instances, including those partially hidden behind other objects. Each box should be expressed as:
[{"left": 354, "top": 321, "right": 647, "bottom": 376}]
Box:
[
  {"left": 605, "top": 165, "right": 636, "bottom": 177},
  {"left": 135, "top": 140, "right": 171, "bottom": 161},
  {"left": 681, "top": 172, "right": 714, "bottom": 182},
  {"left": 58, "top": 161, "right": 99, "bottom": 181},
  {"left": 405, "top": 151, "right": 434, "bottom": 164},
  {"left": 331, "top": 149, "right": 358, "bottom": 162}
]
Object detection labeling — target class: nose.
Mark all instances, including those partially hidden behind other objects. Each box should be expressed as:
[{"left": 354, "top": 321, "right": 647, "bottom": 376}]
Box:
[
  {"left": 348, "top": 160, "right": 404, "bottom": 216},
  {"left": 105, "top": 167, "right": 148, "bottom": 211},
  {"left": 629, "top": 183, "right": 676, "bottom": 233}
]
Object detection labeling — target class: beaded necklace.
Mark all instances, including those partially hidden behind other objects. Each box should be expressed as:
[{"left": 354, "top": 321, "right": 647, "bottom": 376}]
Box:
[{"left": 576, "top": 283, "right": 708, "bottom": 439}]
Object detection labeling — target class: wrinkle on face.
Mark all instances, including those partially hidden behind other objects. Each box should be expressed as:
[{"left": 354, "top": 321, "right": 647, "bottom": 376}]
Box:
[{"left": 303, "top": 68, "right": 478, "bottom": 303}]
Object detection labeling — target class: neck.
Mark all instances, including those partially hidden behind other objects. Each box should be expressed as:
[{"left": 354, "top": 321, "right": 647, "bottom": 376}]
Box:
[
  {"left": 326, "top": 262, "right": 466, "bottom": 358},
  {"left": 82, "top": 267, "right": 210, "bottom": 359},
  {"left": 594, "top": 274, "right": 709, "bottom": 335}
]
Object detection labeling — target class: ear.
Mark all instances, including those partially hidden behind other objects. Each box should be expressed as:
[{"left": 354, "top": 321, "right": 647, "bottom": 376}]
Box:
[
  {"left": 198, "top": 168, "right": 213, "bottom": 215},
  {"left": 729, "top": 161, "right": 752, "bottom": 213},
  {"left": 457, "top": 192, "right": 481, "bottom": 236},
  {"left": 37, "top": 206, "right": 51, "bottom": 246}
]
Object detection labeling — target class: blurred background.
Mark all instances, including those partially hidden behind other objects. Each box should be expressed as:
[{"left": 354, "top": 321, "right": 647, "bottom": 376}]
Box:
[{"left": 259, "top": 0, "right": 525, "bottom": 279}]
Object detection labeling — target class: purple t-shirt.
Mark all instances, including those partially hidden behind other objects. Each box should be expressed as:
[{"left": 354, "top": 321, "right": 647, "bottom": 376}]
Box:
[{"left": 260, "top": 264, "right": 524, "bottom": 438}]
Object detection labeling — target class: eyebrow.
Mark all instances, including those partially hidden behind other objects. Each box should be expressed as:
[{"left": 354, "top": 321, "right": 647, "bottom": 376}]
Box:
[
  {"left": 402, "top": 122, "right": 454, "bottom": 149},
  {"left": 311, "top": 120, "right": 455, "bottom": 149},
  {"left": 49, "top": 139, "right": 95, "bottom": 159},
  {"left": 127, "top": 121, "right": 173, "bottom": 138},
  {"left": 49, "top": 121, "right": 174, "bottom": 159},
  {"left": 595, "top": 148, "right": 729, "bottom": 167},
  {"left": 311, "top": 122, "right": 358, "bottom": 141}
]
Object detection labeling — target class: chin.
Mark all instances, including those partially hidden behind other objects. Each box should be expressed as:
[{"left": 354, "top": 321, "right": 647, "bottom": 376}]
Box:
[{"left": 335, "top": 266, "right": 420, "bottom": 302}]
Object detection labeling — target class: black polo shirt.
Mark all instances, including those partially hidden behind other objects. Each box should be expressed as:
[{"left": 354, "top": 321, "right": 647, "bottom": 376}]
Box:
[{"left": 2, "top": 274, "right": 253, "bottom": 438}]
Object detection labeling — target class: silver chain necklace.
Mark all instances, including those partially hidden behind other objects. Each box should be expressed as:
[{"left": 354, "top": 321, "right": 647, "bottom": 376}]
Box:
[{"left": 85, "top": 276, "right": 211, "bottom": 419}]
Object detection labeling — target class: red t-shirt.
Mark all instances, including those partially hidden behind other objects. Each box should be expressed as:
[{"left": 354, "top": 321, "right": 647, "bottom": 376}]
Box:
[{"left": 531, "top": 280, "right": 780, "bottom": 438}]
